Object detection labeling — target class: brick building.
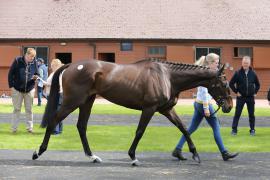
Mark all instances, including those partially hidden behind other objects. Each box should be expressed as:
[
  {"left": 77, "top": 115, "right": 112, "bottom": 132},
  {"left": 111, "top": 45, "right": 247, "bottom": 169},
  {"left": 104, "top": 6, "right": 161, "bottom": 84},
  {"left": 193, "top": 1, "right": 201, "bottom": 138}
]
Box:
[{"left": 0, "top": 0, "right": 270, "bottom": 98}]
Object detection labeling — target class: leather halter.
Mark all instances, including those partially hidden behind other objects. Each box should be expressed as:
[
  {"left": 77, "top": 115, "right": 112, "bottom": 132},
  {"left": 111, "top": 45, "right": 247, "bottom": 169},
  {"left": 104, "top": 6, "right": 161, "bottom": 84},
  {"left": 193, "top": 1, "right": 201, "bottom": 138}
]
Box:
[{"left": 196, "top": 77, "right": 231, "bottom": 118}]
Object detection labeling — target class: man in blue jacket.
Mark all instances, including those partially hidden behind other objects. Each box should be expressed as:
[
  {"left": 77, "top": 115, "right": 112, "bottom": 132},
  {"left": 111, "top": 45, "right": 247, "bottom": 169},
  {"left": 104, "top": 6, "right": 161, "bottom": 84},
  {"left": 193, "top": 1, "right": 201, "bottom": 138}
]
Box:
[
  {"left": 8, "top": 48, "right": 39, "bottom": 133},
  {"left": 36, "top": 58, "right": 48, "bottom": 106},
  {"left": 229, "top": 56, "right": 260, "bottom": 136}
]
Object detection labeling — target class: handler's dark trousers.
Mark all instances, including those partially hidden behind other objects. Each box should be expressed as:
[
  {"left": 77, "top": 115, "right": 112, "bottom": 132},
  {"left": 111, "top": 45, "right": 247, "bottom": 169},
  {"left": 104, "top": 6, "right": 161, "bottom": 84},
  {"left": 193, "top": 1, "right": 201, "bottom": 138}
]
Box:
[{"left": 232, "top": 96, "right": 255, "bottom": 132}]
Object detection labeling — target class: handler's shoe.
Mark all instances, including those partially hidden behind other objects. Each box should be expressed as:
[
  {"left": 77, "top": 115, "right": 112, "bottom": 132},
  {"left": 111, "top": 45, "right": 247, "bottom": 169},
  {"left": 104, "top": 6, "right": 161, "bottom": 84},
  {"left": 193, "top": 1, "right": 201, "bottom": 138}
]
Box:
[
  {"left": 222, "top": 151, "right": 239, "bottom": 161},
  {"left": 172, "top": 148, "right": 187, "bottom": 160}
]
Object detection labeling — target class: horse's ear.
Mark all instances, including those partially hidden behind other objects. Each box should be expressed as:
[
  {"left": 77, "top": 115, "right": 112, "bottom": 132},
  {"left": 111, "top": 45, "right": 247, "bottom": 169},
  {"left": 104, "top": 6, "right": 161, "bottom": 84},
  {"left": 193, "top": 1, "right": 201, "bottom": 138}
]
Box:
[{"left": 218, "top": 64, "right": 225, "bottom": 76}]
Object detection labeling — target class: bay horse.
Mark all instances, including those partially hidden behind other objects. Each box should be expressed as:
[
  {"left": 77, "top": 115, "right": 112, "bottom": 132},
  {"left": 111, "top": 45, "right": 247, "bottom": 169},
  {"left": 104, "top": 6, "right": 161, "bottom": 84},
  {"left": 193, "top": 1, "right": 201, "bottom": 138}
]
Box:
[{"left": 32, "top": 58, "right": 233, "bottom": 165}]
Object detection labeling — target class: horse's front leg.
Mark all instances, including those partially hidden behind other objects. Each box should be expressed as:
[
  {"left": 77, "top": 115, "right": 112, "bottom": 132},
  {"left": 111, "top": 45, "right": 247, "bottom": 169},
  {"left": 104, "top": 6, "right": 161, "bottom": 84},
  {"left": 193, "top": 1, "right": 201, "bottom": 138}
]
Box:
[
  {"left": 32, "top": 105, "right": 75, "bottom": 160},
  {"left": 128, "top": 106, "right": 156, "bottom": 166},
  {"left": 161, "top": 108, "right": 200, "bottom": 163},
  {"left": 32, "top": 122, "right": 54, "bottom": 160}
]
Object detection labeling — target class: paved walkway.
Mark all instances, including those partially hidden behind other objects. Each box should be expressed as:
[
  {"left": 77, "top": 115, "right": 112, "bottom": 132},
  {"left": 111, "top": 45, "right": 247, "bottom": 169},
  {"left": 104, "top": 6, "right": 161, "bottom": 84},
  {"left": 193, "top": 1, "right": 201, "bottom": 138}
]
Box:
[
  {"left": 0, "top": 150, "right": 270, "bottom": 180},
  {"left": 1, "top": 113, "right": 270, "bottom": 127}
]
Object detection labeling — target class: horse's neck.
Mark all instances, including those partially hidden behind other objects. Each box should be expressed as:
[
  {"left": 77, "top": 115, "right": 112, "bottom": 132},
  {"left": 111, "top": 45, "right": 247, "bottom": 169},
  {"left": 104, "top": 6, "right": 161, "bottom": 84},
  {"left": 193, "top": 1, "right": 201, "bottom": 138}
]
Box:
[{"left": 171, "top": 69, "right": 216, "bottom": 93}]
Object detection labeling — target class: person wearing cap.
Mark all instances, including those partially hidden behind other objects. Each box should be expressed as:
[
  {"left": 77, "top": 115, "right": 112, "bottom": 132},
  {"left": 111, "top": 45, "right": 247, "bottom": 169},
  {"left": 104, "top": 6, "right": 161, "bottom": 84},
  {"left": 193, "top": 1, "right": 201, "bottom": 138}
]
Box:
[{"left": 36, "top": 58, "right": 48, "bottom": 106}]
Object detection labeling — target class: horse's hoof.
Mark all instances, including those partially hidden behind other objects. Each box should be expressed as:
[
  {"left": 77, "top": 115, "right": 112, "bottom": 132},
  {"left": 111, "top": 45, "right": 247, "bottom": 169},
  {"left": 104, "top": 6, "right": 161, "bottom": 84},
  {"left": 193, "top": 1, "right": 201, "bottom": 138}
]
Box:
[
  {"left": 192, "top": 153, "right": 201, "bottom": 163},
  {"left": 32, "top": 150, "right": 39, "bottom": 160},
  {"left": 89, "top": 155, "right": 102, "bottom": 163},
  {"left": 131, "top": 159, "right": 140, "bottom": 166}
]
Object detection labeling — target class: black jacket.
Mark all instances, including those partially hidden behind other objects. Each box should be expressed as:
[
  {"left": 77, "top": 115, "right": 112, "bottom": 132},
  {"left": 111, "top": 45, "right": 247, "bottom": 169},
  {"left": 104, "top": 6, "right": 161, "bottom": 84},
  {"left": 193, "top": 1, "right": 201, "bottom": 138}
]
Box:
[
  {"left": 229, "top": 67, "right": 260, "bottom": 97},
  {"left": 8, "top": 56, "right": 39, "bottom": 93}
]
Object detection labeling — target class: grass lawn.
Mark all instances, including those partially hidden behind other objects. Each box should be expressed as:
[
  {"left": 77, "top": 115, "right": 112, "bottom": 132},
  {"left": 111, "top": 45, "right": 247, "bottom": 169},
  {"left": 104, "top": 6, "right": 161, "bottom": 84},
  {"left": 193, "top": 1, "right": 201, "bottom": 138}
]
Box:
[
  {"left": 0, "top": 123, "right": 269, "bottom": 152},
  {"left": 1, "top": 104, "right": 270, "bottom": 117}
]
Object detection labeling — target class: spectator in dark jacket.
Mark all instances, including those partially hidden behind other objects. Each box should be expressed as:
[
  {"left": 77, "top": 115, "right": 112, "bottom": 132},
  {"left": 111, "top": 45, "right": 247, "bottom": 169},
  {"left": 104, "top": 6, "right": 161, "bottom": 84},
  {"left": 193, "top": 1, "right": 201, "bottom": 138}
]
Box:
[
  {"left": 229, "top": 56, "right": 260, "bottom": 136},
  {"left": 8, "top": 48, "right": 39, "bottom": 133}
]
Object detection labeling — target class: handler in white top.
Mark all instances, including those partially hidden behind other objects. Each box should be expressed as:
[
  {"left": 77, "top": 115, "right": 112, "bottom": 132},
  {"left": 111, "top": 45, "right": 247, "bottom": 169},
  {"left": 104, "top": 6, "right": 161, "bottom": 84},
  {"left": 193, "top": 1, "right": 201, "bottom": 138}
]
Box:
[
  {"left": 172, "top": 53, "right": 239, "bottom": 161},
  {"left": 40, "top": 59, "right": 64, "bottom": 134},
  {"left": 41, "top": 59, "right": 64, "bottom": 96}
]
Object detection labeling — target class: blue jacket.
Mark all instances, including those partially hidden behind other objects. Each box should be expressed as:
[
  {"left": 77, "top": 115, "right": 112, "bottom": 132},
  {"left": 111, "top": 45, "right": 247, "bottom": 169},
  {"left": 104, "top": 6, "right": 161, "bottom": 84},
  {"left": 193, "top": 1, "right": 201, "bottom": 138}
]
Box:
[
  {"left": 229, "top": 67, "right": 260, "bottom": 97},
  {"left": 37, "top": 64, "right": 48, "bottom": 87},
  {"left": 8, "top": 56, "right": 39, "bottom": 93}
]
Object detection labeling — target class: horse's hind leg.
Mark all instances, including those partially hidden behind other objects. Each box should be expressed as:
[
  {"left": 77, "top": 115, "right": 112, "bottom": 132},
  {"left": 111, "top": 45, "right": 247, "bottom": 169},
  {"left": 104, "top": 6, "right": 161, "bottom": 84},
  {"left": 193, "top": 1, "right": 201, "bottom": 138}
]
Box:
[
  {"left": 32, "top": 104, "right": 76, "bottom": 160},
  {"left": 161, "top": 108, "right": 200, "bottom": 163},
  {"left": 128, "top": 106, "right": 156, "bottom": 166},
  {"left": 76, "top": 95, "right": 101, "bottom": 163}
]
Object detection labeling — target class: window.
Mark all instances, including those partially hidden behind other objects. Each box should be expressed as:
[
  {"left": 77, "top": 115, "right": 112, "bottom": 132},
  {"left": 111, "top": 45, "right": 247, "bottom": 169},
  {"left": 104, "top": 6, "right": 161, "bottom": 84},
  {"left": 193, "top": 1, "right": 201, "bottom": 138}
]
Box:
[
  {"left": 23, "top": 46, "right": 49, "bottom": 65},
  {"left": 195, "top": 47, "right": 221, "bottom": 61},
  {"left": 148, "top": 46, "right": 166, "bottom": 56},
  {"left": 55, "top": 53, "right": 72, "bottom": 64},
  {"left": 234, "top": 47, "right": 253, "bottom": 58},
  {"left": 120, "top": 41, "right": 133, "bottom": 51}
]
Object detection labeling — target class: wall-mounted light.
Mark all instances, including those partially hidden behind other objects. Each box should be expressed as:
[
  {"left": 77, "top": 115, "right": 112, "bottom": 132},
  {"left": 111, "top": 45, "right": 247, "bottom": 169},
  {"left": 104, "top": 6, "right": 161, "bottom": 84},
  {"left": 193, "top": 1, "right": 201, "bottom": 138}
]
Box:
[{"left": 60, "top": 42, "right": 67, "bottom": 46}]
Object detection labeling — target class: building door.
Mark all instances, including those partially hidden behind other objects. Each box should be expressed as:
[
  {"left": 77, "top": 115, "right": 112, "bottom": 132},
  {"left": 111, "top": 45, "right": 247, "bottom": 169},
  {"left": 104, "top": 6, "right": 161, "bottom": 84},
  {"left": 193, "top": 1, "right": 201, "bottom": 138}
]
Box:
[
  {"left": 98, "top": 53, "right": 115, "bottom": 63},
  {"left": 55, "top": 53, "right": 72, "bottom": 64}
]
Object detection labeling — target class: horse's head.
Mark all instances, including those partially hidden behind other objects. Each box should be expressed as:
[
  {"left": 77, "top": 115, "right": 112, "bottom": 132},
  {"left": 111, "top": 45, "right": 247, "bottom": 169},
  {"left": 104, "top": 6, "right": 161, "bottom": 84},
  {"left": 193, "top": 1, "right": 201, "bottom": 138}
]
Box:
[{"left": 208, "top": 65, "right": 233, "bottom": 113}]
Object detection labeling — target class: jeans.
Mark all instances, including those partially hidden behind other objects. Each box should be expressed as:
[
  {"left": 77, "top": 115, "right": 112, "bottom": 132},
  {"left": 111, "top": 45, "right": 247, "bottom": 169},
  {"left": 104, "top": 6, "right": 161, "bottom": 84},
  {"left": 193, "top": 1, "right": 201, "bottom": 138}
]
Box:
[
  {"left": 232, "top": 96, "right": 255, "bottom": 132},
  {"left": 54, "top": 93, "right": 63, "bottom": 134},
  {"left": 176, "top": 102, "right": 227, "bottom": 153},
  {"left": 37, "top": 86, "right": 47, "bottom": 105},
  {"left": 54, "top": 122, "right": 63, "bottom": 134}
]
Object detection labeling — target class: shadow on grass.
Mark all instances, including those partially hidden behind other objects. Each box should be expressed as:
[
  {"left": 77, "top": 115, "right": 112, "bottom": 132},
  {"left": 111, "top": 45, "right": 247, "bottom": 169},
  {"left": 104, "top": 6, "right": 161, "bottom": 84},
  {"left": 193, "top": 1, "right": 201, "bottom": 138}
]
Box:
[{"left": 4, "top": 131, "right": 45, "bottom": 135}]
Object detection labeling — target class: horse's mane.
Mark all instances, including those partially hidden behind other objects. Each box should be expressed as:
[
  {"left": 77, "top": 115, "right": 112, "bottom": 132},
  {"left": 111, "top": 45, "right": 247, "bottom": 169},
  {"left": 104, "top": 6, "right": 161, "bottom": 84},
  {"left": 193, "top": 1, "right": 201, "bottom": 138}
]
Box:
[{"left": 136, "top": 58, "right": 209, "bottom": 71}]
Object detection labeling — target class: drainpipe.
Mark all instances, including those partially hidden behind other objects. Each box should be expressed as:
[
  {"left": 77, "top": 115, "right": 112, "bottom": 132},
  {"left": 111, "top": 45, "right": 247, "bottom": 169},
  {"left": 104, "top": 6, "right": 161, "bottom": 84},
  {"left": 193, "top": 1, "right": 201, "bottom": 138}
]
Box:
[{"left": 89, "top": 43, "right": 96, "bottom": 59}]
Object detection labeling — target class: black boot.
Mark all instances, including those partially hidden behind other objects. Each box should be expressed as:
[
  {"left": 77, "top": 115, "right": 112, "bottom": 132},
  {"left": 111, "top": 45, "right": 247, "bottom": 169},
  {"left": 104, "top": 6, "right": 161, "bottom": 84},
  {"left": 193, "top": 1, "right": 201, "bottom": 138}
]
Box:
[
  {"left": 172, "top": 148, "right": 187, "bottom": 160},
  {"left": 222, "top": 151, "right": 239, "bottom": 161}
]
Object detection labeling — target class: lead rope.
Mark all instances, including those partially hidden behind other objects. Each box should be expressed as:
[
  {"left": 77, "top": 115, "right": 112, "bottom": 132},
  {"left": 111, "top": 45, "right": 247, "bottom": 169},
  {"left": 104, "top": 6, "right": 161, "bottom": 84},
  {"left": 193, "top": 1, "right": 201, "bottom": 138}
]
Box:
[{"left": 194, "top": 102, "right": 221, "bottom": 119}]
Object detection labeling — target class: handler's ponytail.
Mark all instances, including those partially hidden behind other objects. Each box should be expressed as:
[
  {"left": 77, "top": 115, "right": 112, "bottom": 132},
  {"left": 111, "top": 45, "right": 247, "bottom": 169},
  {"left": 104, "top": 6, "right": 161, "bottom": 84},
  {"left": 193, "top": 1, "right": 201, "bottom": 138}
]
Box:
[
  {"left": 195, "top": 56, "right": 206, "bottom": 66},
  {"left": 195, "top": 53, "right": 219, "bottom": 67}
]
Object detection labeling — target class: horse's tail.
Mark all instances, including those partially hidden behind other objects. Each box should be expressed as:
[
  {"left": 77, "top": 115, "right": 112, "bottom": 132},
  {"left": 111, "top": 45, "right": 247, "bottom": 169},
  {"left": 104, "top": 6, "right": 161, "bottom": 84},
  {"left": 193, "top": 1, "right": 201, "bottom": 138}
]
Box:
[{"left": 40, "top": 64, "right": 70, "bottom": 128}]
